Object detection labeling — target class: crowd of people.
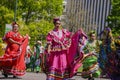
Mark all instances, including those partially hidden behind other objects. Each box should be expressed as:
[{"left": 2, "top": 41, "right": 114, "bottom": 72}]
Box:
[
  {"left": 25, "top": 40, "right": 44, "bottom": 73},
  {"left": 0, "top": 17, "right": 120, "bottom": 80}
]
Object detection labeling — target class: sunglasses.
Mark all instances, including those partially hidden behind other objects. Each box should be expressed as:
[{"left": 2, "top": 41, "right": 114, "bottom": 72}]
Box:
[{"left": 56, "top": 23, "right": 61, "bottom": 24}]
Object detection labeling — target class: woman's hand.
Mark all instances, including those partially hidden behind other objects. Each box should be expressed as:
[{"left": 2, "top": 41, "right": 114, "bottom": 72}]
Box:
[
  {"left": 22, "top": 34, "right": 29, "bottom": 39},
  {"left": 17, "top": 42, "right": 22, "bottom": 45}
]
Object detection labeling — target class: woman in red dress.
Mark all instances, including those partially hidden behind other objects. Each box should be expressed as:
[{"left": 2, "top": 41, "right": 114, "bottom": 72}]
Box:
[{"left": 0, "top": 22, "right": 28, "bottom": 78}]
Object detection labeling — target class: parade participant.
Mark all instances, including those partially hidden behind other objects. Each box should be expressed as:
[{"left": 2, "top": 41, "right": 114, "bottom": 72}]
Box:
[
  {"left": 98, "top": 27, "right": 120, "bottom": 80},
  {"left": 44, "top": 17, "right": 73, "bottom": 80},
  {"left": 25, "top": 40, "right": 33, "bottom": 70},
  {"left": 81, "top": 31, "right": 101, "bottom": 80},
  {"left": 34, "top": 41, "right": 44, "bottom": 73},
  {"left": 43, "top": 17, "right": 87, "bottom": 80},
  {"left": 0, "top": 22, "right": 28, "bottom": 78}
]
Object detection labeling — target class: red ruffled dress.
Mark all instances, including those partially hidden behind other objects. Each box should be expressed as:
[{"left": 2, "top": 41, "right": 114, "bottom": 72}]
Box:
[{"left": 0, "top": 31, "right": 28, "bottom": 76}]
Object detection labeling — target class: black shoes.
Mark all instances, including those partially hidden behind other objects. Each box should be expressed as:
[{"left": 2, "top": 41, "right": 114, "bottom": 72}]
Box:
[
  {"left": 13, "top": 75, "right": 17, "bottom": 78},
  {"left": 3, "top": 74, "right": 8, "bottom": 78},
  {"left": 36, "top": 71, "right": 39, "bottom": 73},
  {"left": 88, "top": 77, "right": 94, "bottom": 80},
  {"left": 2, "top": 72, "right": 19, "bottom": 79}
]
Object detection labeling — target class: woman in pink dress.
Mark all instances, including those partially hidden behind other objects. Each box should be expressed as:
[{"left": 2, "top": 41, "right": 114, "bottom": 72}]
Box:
[
  {"left": 0, "top": 22, "right": 28, "bottom": 78},
  {"left": 44, "top": 18, "right": 87, "bottom": 80},
  {"left": 44, "top": 18, "right": 72, "bottom": 80}
]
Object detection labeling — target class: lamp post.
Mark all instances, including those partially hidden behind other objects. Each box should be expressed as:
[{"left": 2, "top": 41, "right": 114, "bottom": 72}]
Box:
[{"left": 14, "top": 0, "right": 18, "bottom": 22}]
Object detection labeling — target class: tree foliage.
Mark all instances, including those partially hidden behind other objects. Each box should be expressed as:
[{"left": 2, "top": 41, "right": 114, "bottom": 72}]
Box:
[
  {"left": 0, "top": 0, "right": 63, "bottom": 45},
  {"left": 19, "top": 0, "right": 63, "bottom": 24},
  {"left": 107, "top": 0, "right": 120, "bottom": 36},
  {"left": 0, "top": 6, "right": 14, "bottom": 37}
]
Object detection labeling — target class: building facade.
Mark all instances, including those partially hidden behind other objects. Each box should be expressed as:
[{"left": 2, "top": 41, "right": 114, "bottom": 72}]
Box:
[{"left": 63, "top": 0, "right": 111, "bottom": 36}]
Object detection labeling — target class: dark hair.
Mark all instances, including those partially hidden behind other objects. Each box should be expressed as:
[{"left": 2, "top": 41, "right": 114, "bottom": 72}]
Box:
[
  {"left": 53, "top": 18, "right": 60, "bottom": 24},
  {"left": 11, "top": 22, "right": 19, "bottom": 27},
  {"left": 89, "top": 31, "right": 96, "bottom": 37}
]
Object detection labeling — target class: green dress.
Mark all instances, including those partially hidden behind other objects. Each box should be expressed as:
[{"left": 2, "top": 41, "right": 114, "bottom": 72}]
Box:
[
  {"left": 34, "top": 44, "right": 41, "bottom": 72},
  {"left": 81, "top": 40, "right": 101, "bottom": 78}
]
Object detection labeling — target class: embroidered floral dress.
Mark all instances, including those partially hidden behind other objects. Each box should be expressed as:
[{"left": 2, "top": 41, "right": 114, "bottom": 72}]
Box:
[
  {"left": 0, "top": 31, "right": 28, "bottom": 76},
  {"left": 45, "top": 29, "right": 71, "bottom": 80},
  {"left": 81, "top": 40, "right": 101, "bottom": 78},
  {"left": 99, "top": 37, "right": 120, "bottom": 79}
]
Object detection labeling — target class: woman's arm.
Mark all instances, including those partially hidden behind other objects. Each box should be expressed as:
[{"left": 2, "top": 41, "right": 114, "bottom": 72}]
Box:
[{"left": 8, "top": 38, "right": 21, "bottom": 45}]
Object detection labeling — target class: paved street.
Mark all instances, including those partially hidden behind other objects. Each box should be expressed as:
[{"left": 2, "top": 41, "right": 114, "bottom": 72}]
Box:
[{"left": 0, "top": 72, "right": 110, "bottom": 80}]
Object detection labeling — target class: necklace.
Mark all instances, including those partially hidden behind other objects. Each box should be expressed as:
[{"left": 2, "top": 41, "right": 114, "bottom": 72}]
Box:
[{"left": 53, "top": 30, "right": 62, "bottom": 38}]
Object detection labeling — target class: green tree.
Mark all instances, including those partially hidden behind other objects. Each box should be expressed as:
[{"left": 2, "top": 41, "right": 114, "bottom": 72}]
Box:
[
  {"left": 0, "top": 6, "right": 14, "bottom": 37},
  {"left": 19, "top": 0, "right": 63, "bottom": 24},
  {"left": 20, "top": 19, "right": 53, "bottom": 45},
  {"left": 107, "top": 0, "right": 120, "bottom": 36},
  {"left": 0, "top": 0, "right": 63, "bottom": 45}
]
